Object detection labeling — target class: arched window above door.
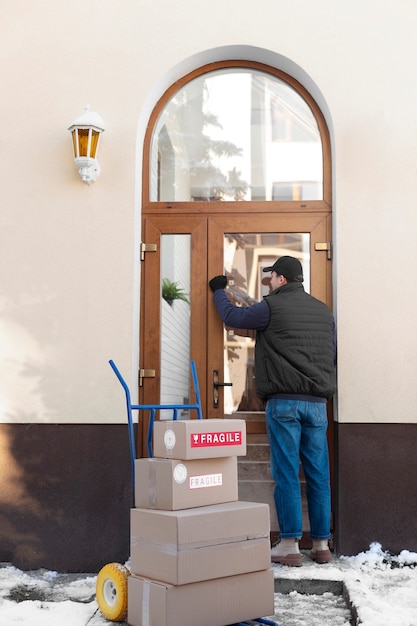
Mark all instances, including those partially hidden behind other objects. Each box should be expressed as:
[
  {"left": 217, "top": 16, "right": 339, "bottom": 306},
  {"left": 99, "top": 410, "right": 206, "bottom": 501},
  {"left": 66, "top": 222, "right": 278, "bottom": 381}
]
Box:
[{"left": 147, "top": 62, "right": 330, "bottom": 205}]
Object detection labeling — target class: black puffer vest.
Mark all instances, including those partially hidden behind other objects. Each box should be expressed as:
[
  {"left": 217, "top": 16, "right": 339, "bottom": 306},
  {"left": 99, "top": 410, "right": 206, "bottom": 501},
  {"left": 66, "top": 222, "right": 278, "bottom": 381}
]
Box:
[{"left": 255, "top": 282, "right": 336, "bottom": 400}]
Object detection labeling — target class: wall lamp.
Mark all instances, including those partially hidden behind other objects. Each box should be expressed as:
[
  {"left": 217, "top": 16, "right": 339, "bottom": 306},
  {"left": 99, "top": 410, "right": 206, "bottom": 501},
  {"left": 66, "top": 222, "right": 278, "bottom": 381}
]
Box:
[{"left": 68, "top": 106, "right": 105, "bottom": 185}]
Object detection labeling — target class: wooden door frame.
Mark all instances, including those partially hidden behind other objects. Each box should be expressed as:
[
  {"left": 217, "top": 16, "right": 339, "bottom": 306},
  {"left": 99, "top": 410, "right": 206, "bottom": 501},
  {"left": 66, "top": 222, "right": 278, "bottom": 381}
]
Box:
[
  {"left": 139, "top": 57, "right": 334, "bottom": 541},
  {"left": 139, "top": 210, "right": 334, "bottom": 544}
]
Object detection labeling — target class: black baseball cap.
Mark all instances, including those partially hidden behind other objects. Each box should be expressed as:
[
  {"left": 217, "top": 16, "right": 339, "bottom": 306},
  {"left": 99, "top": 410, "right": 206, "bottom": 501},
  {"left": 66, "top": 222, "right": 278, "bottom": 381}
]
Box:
[{"left": 263, "top": 256, "right": 304, "bottom": 282}]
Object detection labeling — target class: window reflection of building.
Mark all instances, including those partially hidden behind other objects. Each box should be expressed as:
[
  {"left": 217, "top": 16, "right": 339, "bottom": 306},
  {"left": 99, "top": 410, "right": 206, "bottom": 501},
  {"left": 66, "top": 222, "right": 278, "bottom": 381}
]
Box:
[
  {"left": 224, "top": 233, "right": 310, "bottom": 415},
  {"left": 151, "top": 69, "right": 323, "bottom": 203}
]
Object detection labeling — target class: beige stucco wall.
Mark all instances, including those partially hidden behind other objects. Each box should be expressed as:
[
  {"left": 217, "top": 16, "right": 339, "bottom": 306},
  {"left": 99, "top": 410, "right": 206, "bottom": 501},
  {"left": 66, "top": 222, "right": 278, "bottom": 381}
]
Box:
[{"left": 2, "top": 0, "right": 417, "bottom": 424}]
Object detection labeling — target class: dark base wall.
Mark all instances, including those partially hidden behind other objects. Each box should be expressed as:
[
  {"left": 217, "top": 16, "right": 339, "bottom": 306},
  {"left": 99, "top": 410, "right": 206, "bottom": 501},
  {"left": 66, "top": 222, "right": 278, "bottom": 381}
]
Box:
[
  {"left": 2, "top": 422, "right": 417, "bottom": 571},
  {"left": 0, "top": 424, "right": 133, "bottom": 573},
  {"left": 334, "top": 422, "right": 417, "bottom": 556}
]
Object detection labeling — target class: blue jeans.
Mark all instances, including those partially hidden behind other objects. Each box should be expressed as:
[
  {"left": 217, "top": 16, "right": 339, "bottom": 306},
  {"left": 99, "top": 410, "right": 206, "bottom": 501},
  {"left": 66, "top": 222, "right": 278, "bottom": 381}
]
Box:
[{"left": 265, "top": 398, "right": 331, "bottom": 540}]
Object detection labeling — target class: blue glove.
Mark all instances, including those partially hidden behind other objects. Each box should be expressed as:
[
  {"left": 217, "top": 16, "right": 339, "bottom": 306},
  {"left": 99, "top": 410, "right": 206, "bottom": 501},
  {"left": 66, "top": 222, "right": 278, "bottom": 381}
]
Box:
[{"left": 209, "top": 275, "right": 227, "bottom": 292}]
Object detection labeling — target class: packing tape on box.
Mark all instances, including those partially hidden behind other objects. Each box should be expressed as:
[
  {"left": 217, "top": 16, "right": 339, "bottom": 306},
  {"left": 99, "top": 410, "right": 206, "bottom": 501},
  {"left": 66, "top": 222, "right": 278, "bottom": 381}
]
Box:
[
  {"left": 148, "top": 459, "right": 157, "bottom": 508},
  {"left": 131, "top": 536, "right": 177, "bottom": 555},
  {"left": 142, "top": 579, "right": 150, "bottom": 626}
]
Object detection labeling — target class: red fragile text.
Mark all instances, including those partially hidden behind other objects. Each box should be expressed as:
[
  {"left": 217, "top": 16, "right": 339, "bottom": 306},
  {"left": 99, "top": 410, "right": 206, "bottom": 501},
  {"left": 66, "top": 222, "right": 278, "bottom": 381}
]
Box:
[{"left": 190, "top": 431, "right": 242, "bottom": 447}]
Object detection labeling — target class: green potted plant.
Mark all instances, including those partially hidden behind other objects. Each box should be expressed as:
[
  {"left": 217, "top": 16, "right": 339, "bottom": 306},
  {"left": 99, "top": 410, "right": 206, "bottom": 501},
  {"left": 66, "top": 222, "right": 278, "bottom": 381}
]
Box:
[{"left": 162, "top": 278, "right": 190, "bottom": 306}]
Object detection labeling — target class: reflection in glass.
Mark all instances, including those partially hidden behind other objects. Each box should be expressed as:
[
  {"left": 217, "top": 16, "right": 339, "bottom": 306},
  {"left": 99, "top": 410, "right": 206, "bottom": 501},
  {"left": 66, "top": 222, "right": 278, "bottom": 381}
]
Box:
[
  {"left": 160, "top": 235, "right": 191, "bottom": 418},
  {"left": 223, "top": 233, "right": 310, "bottom": 415},
  {"left": 151, "top": 68, "right": 323, "bottom": 202}
]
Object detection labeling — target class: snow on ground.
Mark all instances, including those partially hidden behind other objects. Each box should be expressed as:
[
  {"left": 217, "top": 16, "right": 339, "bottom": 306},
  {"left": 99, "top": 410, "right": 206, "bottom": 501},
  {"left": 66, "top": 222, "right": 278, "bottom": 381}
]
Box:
[
  {"left": 272, "top": 589, "right": 351, "bottom": 626},
  {"left": 272, "top": 542, "right": 417, "bottom": 626},
  {"left": 0, "top": 565, "right": 99, "bottom": 625},
  {"left": 0, "top": 543, "right": 416, "bottom": 625}
]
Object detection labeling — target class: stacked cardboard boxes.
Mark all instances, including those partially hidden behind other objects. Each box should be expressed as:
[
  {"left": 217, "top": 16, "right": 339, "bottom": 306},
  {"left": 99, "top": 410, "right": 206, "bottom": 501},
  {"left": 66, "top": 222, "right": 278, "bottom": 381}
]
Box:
[{"left": 128, "top": 418, "right": 274, "bottom": 626}]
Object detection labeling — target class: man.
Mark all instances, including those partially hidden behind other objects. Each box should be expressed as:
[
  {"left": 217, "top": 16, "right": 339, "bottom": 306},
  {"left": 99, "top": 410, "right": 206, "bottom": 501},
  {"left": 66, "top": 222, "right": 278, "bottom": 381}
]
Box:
[{"left": 209, "top": 256, "right": 336, "bottom": 566}]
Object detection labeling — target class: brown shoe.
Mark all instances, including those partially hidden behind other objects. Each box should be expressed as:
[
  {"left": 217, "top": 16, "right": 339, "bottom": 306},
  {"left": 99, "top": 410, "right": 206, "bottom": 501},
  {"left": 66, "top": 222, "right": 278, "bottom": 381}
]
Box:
[
  {"left": 272, "top": 552, "right": 303, "bottom": 566},
  {"left": 310, "top": 548, "right": 332, "bottom": 564}
]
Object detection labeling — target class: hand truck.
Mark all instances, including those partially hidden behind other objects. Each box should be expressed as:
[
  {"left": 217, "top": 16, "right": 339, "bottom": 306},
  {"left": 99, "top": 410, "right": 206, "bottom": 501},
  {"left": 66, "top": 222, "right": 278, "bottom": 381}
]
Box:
[{"left": 95, "top": 360, "right": 278, "bottom": 626}]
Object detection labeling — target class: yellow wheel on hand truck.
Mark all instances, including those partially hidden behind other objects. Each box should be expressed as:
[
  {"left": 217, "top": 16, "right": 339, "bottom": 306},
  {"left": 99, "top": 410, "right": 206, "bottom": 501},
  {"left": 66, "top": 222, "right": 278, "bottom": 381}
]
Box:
[{"left": 96, "top": 562, "right": 130, "bottom": 622}]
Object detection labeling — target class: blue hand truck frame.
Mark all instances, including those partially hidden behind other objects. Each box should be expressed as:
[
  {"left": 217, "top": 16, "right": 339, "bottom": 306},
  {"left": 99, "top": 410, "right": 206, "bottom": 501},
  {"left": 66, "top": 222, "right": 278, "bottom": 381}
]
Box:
[{"left": 109, "top": 358, "right": 203, "bottom": 491}]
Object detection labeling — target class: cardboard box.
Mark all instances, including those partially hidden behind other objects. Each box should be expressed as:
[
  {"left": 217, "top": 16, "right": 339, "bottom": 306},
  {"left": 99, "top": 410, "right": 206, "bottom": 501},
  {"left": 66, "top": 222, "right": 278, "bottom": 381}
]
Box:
[
  {"left": 135, "top": 457, "right": 238, "bottom": 510},
  {"left": 128, "top": 569, "right": 275, "bottom": 626},
  {"left": 130, "top": 502, "right": 271, "bottom": 584},
  {"left": 131, "top": 535, "right": 270, "bottom": 585},
  {"left": 153, "top": 418, "right": 246, "bottom": 460}
]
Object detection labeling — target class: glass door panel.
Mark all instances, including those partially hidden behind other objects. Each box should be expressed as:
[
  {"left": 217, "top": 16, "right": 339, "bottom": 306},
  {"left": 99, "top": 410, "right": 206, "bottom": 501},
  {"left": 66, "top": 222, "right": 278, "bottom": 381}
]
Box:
[
  {"left": 207, "top": 212, "right": 329, "bottom": 419},
  {"left": 160, "top": 234, "right": 191, "bottom": 418},
  {"left": 223, "top": 233, "right": 310, "bottom": 417}
]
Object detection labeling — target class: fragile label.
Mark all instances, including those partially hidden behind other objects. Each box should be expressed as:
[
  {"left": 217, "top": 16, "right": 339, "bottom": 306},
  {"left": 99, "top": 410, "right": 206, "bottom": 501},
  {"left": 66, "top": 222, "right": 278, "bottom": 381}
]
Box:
[
  {"left": 190, "top": 431, "right": 242, "bottom": 448},
  {"left": 189, "top": 473, "right": 223, "bottom": 489}
]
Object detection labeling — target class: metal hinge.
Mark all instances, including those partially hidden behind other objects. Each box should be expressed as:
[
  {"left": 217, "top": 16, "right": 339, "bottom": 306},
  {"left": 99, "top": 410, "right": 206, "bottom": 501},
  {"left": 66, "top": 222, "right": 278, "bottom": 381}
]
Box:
[
  {"left": 140, "top": 242, "right": 157, "bottom": 261},
  {"left": 139, "top": 368, "right": 156, "bottom": 387},
  {"left": 314, "top": 241, "right": 332, "bottom": 260}
]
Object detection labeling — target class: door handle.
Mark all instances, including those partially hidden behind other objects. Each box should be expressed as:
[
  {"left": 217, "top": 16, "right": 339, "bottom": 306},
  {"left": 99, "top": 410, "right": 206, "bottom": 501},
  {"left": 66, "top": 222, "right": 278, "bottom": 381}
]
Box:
[{"left": 213, "top": 369, "right": 233, "bottom": 409}]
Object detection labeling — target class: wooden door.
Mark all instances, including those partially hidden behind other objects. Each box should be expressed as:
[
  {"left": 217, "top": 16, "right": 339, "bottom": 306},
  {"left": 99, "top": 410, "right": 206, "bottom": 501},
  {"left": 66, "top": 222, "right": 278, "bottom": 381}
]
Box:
[
  {"left": 206, "top": 212, "right": 332, "bottom": 546},
  {"left": 139, "top": 210, "right": 333, "bottom": 545},
  {"left": 139, "top": 216, "right": 208, "bottom": 457}
]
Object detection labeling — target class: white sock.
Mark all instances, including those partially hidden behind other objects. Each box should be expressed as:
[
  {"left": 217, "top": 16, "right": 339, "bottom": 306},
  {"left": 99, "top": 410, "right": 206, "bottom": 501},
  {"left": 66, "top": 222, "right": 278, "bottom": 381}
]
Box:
[{"left": 273, "top": 538, "right": 300, "bottom": 555}]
